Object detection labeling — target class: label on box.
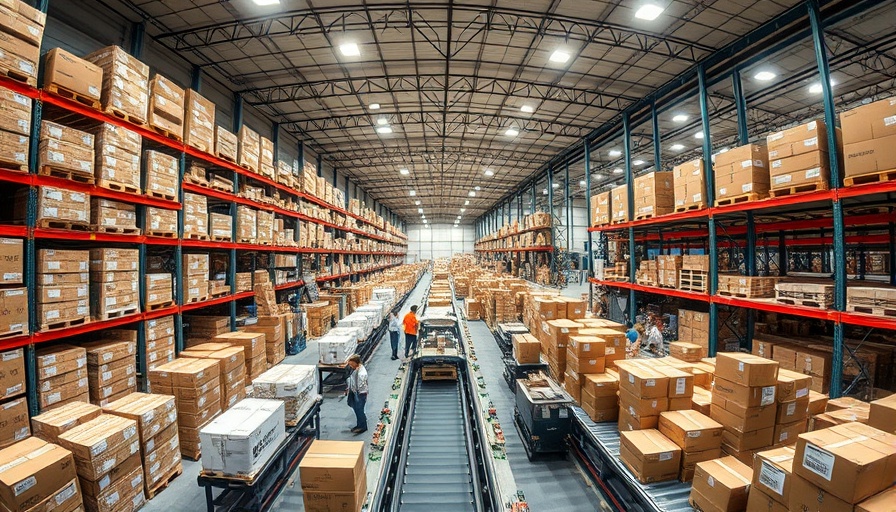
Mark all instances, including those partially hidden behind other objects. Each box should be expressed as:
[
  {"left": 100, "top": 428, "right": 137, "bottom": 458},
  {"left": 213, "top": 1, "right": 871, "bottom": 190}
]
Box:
[
  {"left": 802, "top": 443, "right": 835, "bottom": 480},
  {"left": 645, "top": 379, "right": 655, "bottom": 387},
  {"left": 693, "top": 193, "right": 701, "bottom": 202},
  {"left": 6, "top": 383, "right": 22, "bottom": 395},
  {"left": 796, "top": 388, "right": 808, "bottom": 398},
  {"left": 3, "top": 351, "right": 20, "bottom": 362},
  {"left": 742, "top": 183, "right": 753, "bottom": 193},
  {"left": 804, "top": 137, "right": 818, "bottom": 147},
  {"left": 55, "top": 482, "right": 76, "bottom": 505},
  {"left": 805, "top": 168, "right": 820, "bottom": 179},
  {"left": 787, "top": 402, "right": 796, "bottom": 415},
  {"left": 14, "top": 476, "right": 35, "bottom": 496},
  {"left": 779, "top": 431, "right": 790, "bottom": 443},
  {"left": 773, "top": 175, "right": 791, "bottom": 185},
  {"left": 628, "top": 374, "right": 634, "bottom": 384},
  {"left": 761, "top": 386, "right": 775, "bottom": 405},
  {"left": 606, "top": 347, "right": 615, "bottom": 355},
  {"left": 807, "top": 121, "right": 817, "bottom": 131},
  {"left": 719, "top": 187, "right": 728, "bottom": 195},
  {"left": 658, "top": 451, "right": 673, "bottom": 462},
  {"left": 675, "top": 378, "right": 686, "bottom": 395},
  {"left": 106, "top": 492, "right": 120, "bottom": 507},
  {"left": 687, "top": 431, "right": 702, "bottom": 438},
  {"left": 91, "top": 439, "right": 108, "bottom": 456},
  {"left": 759, "top": 461, "right": 786, "bottom": 495},
  {"left": 102, "top": 457, "right": 116, "bottom": 473}
]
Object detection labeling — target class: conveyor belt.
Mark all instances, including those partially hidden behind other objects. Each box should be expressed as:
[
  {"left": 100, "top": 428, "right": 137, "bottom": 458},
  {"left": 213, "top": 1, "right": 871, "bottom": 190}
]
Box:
[{"left": 396, "top": 377, "right": 476, "bottom": 512}]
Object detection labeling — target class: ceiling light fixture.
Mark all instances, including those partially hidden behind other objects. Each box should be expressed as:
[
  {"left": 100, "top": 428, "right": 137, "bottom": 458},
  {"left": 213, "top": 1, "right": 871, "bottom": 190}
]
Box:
[
  {"left": 369, "top": 103, "right": 380, "bottom": 110},
  {"left": 464, "top": 200, "right": 470, "bottom": 205},
  {"left": 409, "top": 190, "right": 416, "bottom": 196},
  {"left": 809, "top": 79, "right": 836, "bottom": 94},
  {"left": 399, "top": 168, "right": 410, "bottom": 175},
  {"left": 414, "top": 200, "right": 421, "bottom": 205},
  {"left": 634, "top": 3, "right": 665, "bottom": 20},
  {"left": 542, "top": 189, "right": 548, "bottom": 195},
  {"left": 551, "top": 183, "right": 559, "bottom": 188},
  {"left": 672, "top": 114, "right": 689, "bottom": 123},
  {"left": 694, "top": 131, "right": 705, "bottom": 139},
  {"left": 670, "top": 143, "right": 685, "bottom": 151},
  {"left": 609, "top": 150, "right": 622, "bottom": 157},
  {"left": 633, "top": 159, "right": 645, "bottom": 165},
  {"left": 549, "top": 50, "right": 571, "bottom": 63},
  {"left": 484, "top": 169, "right": 494, "bottom": 177},
  {"left": 754, "top": 70, "right": 776, "bottom": 81},
  {"left": 377, "top": 118, "right": 389, "bottom": 126},
  {"left": 253, "top": 0, "right": 280, "bottom": 5},
  {"left": 613, "top": 168, "right": 623, "bottom": 174},
  {"left": 505, "top": 128, "right": 519, "bottom": 137},
  {"left": 579, "top": 180, "right": 586, "bottom": 186},
  {"left": 376, "top": 125, "right": 393, "bottom": 134},
  {"left": 423, "top": 219, "right": 427, "bottom": 224},
  {"left": 461, "top": 208, "right": 466, "bottom": 213},
  {"left": 339, "top": 43, "right": 360, "bottom": 57},
  {"left": 469, "top": 191, "right": 476, "bottom": 197},
  {"left": 474, "top": 186, "right": 481, "bottom": 191},
  {"left": 521, "top": 105, "right": 535, "bottom": 113}
]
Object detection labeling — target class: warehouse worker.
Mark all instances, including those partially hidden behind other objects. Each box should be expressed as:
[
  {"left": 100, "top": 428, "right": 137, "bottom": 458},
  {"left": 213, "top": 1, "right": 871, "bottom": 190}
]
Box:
[
  {"left": 346, "top": 354, "right": 368, "bottom": 434},
  {"left": 388, "top": 311, "right": 401, "bottom": 360},
  {"left": 403, "top": 305, "right": 420, "bottom": 358}
]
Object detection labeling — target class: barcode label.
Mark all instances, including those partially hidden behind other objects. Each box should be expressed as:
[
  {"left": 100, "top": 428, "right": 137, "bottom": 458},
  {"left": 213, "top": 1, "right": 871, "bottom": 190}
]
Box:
[
  {"left": 759, "top": 461, "right": 786, "bottom": 495},
  {"left": 802, "top": 443, "right": 835, "bottom": 480},
  {"left": 761, "top": 386, "right": 776, "bottom": 406}
]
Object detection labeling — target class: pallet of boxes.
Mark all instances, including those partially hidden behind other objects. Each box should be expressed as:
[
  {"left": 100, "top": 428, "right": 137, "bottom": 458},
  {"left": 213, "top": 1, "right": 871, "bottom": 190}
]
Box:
[
  {"left": 180, "top": 342, "right": 248, "bottom": 411},
  {"left": 35, "top": 344, "right": 89, "bottom": 412},
  {"left": 767, "top": 118, "right": 832, "bottom": 197},
  {"left": 83, "top": 337, "right": 137, "bottom": 407},
  {"left": 199, "top": 398, "right": 286, "bottom": 480},
  {"left": 0, "top": 348, "right": 29, "bottom": 450},
  {"left": 0, "top": 237, "right": 27, "bottom": 340},
  {"left": 252, "top": 364, "right": 320, "bottom": 426}
]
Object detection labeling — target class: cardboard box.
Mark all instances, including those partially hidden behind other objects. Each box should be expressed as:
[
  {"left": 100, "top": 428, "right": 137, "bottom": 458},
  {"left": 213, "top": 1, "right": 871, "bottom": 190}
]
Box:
[
  {"left": 0, "top": 238, "right": 23, "bottom": 285},
  {"left": 680, "top": 447, "right": 722, "bottom": 482},
  {"left": 299, "top": 440, "right": 365, "bottom": 492},
  {"left": 102, "top": 392, "right": 177, "bottom": 443},
  {"left": 715, "top": 352, "right": 779, "bottom": 386},
  {"left": 711, "top": 399, "right": 777, "bottom": 435},
  {"left": 843, "top": 132, "right": 896, "bottom": 178},
  {"left": 753, "top": 446, "right": 795, "bottom": 506},
  {"left": 616, "top": 360, "right": 669, "bottom": 399},
  {"left": 767, "top": 119, "right": 827, "bottom": 159},
  {"left": 689, "top": 456, "right": 753, "bottom": 512},
  {"left": 839, "top": 95, "right": 896, "bottom": 145},
  {"left": 511, "top": 333, "right": 540, "bottom": 364},
  {"left": 777, "top": 396, "right": 809, "bottom": 425},
  {"left": 633, "top": 171, "right": 674, "bottom": 218},
  {"left": 0, "top": 437, "right": 77, "bottom": 512},
  {"left": 713, "top": 375, "right": 776, "bottom": 408},
  {"left": 31, "top": 400, "right": 102, "bottom": 443},
  {"left": 776, "top": 369, "right": 811, "bottom": 403},
  {"left": 793, "top": 421, "right": 896, "bottom": 503},
  {"left": 0, "top": 287, "right": 26, "bottom": 336},
  {"left": 200, "top": 398, "right": 285, "bottom": 476},
  {"left": 658, "top": 410, "right": 723, "bottom": 452},
  {"left": 0, "top": 348, "right": 24, "bottom": 400},
  {"left": 773, "top": 420, "right": 805, "bottom": 446},
  {"left": 789, "top": 474, "right": 852, "bottom": 512},
  {"left": 611, "top": 184, "right": 628, "bottom": 222},
  {"left": 856, "top": 486, "right": 896, "bottom": 512},
  {"left": 43, "top": 47, "right": 102, "bottom": 102},
  {"left": 868, "top": 393, "right": 896, "bottom": 434},
  {"left": 618, "top": 429, "right": 681, "bottom": 483},
  {"left": 0, "top": 396, "right": 29, "bottom": 449}
]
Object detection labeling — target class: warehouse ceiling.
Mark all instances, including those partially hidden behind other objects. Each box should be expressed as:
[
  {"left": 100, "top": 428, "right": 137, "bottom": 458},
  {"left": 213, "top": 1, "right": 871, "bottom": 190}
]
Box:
[{"left": 112, "top": 0, "right": 809, "bottom": 222}]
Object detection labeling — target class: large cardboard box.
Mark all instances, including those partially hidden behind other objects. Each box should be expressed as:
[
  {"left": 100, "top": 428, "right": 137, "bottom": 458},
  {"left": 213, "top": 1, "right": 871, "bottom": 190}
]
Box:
[
  {"left": 0, "top": 396, "right": 29, "bottom": 449},
  {"left": 856, "top": 486, "right": 896, "bottom": 512},
  {"left": 511, "top": 333, "right": 540, "bottom": 364},
  {"left": 56, "top": 414, "right": 140, "bottom": 481},
  {"left": 0, "top": 437, "right": 78, "bottom": 512},
  {"left": 616, "top": 360, "right": 669, "bottom": 399},
  {"left": 767, "top": 119, "right": 827, "bottom": 159},
  {"left": 715, "top": 352, "right": 778, "bottom": 387},
  {"left": 633, "top": 171, "right": 674, "bottom": 218},
  {"left": 689, "top": 456, "right": 753, "bottom": 512},
  {"left": 658, "top": 410, "right": 723, "bottom": 452},
  {"left": 611, "top": 184, "right": 628, "bottom": 223},
  {"left": 672, "top": 158, "right": 705, "bottom": 209},
  {"left": 776, "top": 368, "right": 811, "bottom": 403},
  {"left": 789, "top": 474, "right": 852, "bottom": 512},
  {"left": 102, "top": 392, "right": 177, "bottom": 443},
  {"left": 200, "top": 398, "right": 285, "bottom": 477},
  {"left": 793, "top": 421, "right": 896, "bottom": 503},
  {"left": 618, "top": 429, "right": 681, "bottom": 483},
  {"left": 868, "top": 393, "right": 896, "bottom": 434},
  {"left": 712, "top": 375, "right": 776, "bottom": 408},
  {"left": 0, "top": 287, "right": 26, "bottom": 335},
  {"left": 43, "top": 47, "right": 102, "bottom": 102},
  {"left": 753, "top": 446, "right": 795, "bottom": 505},
  {"left": 31, "top": 401, "right": 102, "bottom": 443},
  {"left": 299, "top": 440, "right": 365, "bottom": 492},
  {"left": 839, "top": 95, "right": 896, "bottom": 145},
  {"left": 0, "top": 348, "right": 24, "bottom": 400},
  {"left": 0, "top": 238, "right": 23, "bottom": 285},
  {"left": 843, "top": 133, "right": 896, "bottom": 178}
]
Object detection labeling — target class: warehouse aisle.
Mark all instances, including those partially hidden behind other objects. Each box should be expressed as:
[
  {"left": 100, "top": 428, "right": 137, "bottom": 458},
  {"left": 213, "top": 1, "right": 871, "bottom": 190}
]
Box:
[
  {"left": 143, "top": 272, "right": 432, "bottom": 512},
  {"left": 465, "top": 317, "right": 608, "bottom": 510}
]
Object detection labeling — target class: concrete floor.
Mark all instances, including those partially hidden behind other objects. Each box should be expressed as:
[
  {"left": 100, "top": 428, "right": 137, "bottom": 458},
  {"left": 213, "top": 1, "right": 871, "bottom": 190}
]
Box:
[{"left": 143, "top": 272, "right": 605, "bottom": 511}]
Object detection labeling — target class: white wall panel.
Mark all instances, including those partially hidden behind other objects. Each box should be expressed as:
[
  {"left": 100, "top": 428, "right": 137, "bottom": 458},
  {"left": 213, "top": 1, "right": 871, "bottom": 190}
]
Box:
[{"left": 406, "top": 224, "right": 473, "bottom": 262}]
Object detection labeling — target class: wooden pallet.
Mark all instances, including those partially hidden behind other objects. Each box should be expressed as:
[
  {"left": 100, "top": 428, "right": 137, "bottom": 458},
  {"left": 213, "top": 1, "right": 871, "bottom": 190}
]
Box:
[
  {"left": 216, "top": 151, "right": 237, "bottom": 163},
  {"left": 0, "top": 65, "right": 35, "bottom": 87},
  {"left": 674, "top": 202, "right": 707, "bottom": 213},
  {"left": 209, "top": 182, "right": 232, "bottom": 192},
  {"left": 0, "top": 327, "right": 28, "bottom": 340},
  {"left": 180, "top": 449, "right": 201, "bottom": 462},
  {"left": 150, "top": 123, "right": 184, "bottom": 142},
  {"left": 97, "top": 179, "right": 141, "bottom": 195},
  {"left": 846, "top": 305, "right": 896, "bottom": 317},
  {"left": 237, "top": 238, "right": 257, "bottom": 244},
  {"left": 183, "top": 175, "right": 210, "bottom": 188},
  {"left": 184, "top": 295, "right": 211, "bottom": 304},
  {"left": 183, "top": 232, "right": 210, "bottom": 241},
  {"left": 146, "top": 230, "right": 177, "bottom": 239},
  {"left": 0, "top": 158, "right": 27, "bottom": 173},
  {"left": 634, "top": 213, "right": 661, "bottom": 220},
  {"left": 39, "top": 166, "right": 94, "bottom": 184},
  {"left": 678, "top": 269, "right": 708, "bottom": 293},
  {"left": 186, "top": 140, "right": 211, "bottom": 154},
  {"left": 45, "top": 83, "right": 101, "bottom": 110},
  {"left": 239, "top": 162, "right": 258, "bottom": 173},
  {"left": 769, "top": 181, "right": 829, "bottom": 198},
  {"left": 146, "top": 299, "right": 175, "bottom": 311},
  {"left": 146, "top": 190, "right": 177, "bottom": 202},
  {"left": 776, "top": 297, "right": 832, "bottom": 309},
  {"left": 91, "top": 225, "right": 141, "bottom": 235},
  {"left": 209, "top": 289, "right": 229, "bottom": 298},
  {"left": 40, "top": 316, "right": 89, "bottom": 331},
  {"left": 105, "top": 107, "right": 146, "bottom": 126},
  {"left": 36, "top": 219, "right": 90, "bottom": 231},
  {"left": 95, "top": 305, "right": 139, "bottom": 321},
  {"left": 715, "top": 193, "right": 762, "bottom": 207},
  {"left": 210, "top": 235, "right": 232, "bottom": 242},
  {"left": 146, "top": 462, "right": 183, "bottom": 500},
  {"left": 843, "top": 169, "right": 896, "bottom": 187}
]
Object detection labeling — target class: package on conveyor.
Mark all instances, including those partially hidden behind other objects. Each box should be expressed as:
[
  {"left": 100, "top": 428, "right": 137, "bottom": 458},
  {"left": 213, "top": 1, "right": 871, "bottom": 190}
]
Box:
[
  {"left": 512, "top": 333, "right": 540, "bottom": 365},
  {"left": 237, "top": 125, "right": 260, "bottom": 172},
  {"left": 182, "top": 253, "right": 210, "bottom": 304},
  {"left": 580, "top": 372, "right": 619, "bottom": 423},
  {"left": 89, "top": 248, "right": 138, "bottom": 321},
  {"left": 82, "top": 337, "right": 137, "bottom": 407},
  {"left": 748, "top": 445, "right": 795, "bottom": 511},
  {"left": 540, "top": 318, "right": 583, "bottom": 382},
  {"left": 241, "top": 316, "right": 285, "bottom": 366},
  {"left": 714, "top": 142, "right": 770, "bottom": 202},
  {"left": 147, "top": 357, "right": 221, "bottom": 459},
  {"left": 616, "top": 360, "right": 669, "bottom": 431},
  {"left": 180, "top": 343, "right": 247, "bottom": 410},
  {"left": 148, "top": 73, "right": 185, "bottom": 139},
  {"left": 658, "top": 409, "right": 723, "bottom": 482},
  {"left": 57, "top": 413, "right": 145, "bottom": 512},
  {"left": 85, "top": 45, "right": 149, "bottom": 125},
  {"left": 0, "top": 437, "right": 82, "bottom": 512},
  {"left": 299, "top": 440, "right": 367, "bottom": 512},
  {"left": 688, "top": 456, "right": 753, "bottom": 512},
  {"left": 31, "top": 400, "right": 102, "bottom": 443},
  {"left": 214, "top": 125, "right": 237, "bottom": 162},
  {"left": 200, "top": 398, "right": 285, "bottom": 477},
  {"left": 43, "top": 46, "right": 102, "bottom": 106},
  {"left": 144, "top": 316, "right": 176, "bottom": 372},
  {"left": 0, "top": 0, "right": 44, "bottom": 88},
  {"left": 91, "top": 122, "right": 141, "bottom": 190},
  {"left": 183, "top": 192, "right": 209, "bottom": 240},
  {"left": 575, "top": 327, "right": 626, "bottom": 368},
  {"left": 214, "top": 331, "right": 267, "bottom": 380},
  {"left": 562, "top": 335, "right": 605, "bottom": 403},
  {"left": 618, "top": 429, "right": 681, "bottom": 484},
  {"left": 184, "top": 88, "right": 215, "bottom": 153},
  {"left": 103, "top": 392, "right": 181, "bottom": 497},
  {"left": 766, "top": 118, "right": 835, "bottom": 192},
  {"left": 144, "top": 149, "right": 179, "bottom": 200},
  {"left": 36, "top": 344, "right": 88, "bottom": 412},
  {"left": 252, "top": 364, "right": 319, "bottom": 426}
]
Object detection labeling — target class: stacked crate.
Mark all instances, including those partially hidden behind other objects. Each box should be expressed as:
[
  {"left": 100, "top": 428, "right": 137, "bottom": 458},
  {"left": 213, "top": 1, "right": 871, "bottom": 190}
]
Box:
[
  {"left": 90, "top": 198, "right": 138, "bottom": 234},
  {"left": 672, "top": 159, "right": 705, "bottom": 212},
  {"left": 148, "top": 74, "right": 185, "bottom": 139},
  {"left": 214, "top": 125, "right": 237, "bottom": 162},
  {"left": 610, "top": 184, "right": 628, "bottom": 223},
  {"left": 35, "top": 344, "right": 88, "bottom": 412},
  {"left": 580, "top": 373, "right": 619, "bottom": 423},
  {"left": 183, "top": 192, "right": 209, "bottom": 239},
  {"left": 773, "top": 369, "right": 811, "bottom": 446},
  {"left": 0, "top": 348, "right": 28, "bottom": 449},
  {"left": 0, "top": 1, "right": 44, "bottom": 87},
  {"left": 242, "top": 316, "right": 285, "bottom": 366},
  {"left": 260, "top": 136, "right": 275, "bottom": 179},
  {"left": 210, "top": 212, "right": 232, "bottom": 241},
  {"left": 182, "top": 254, "right": 210, "bottom": 304},
  {"left": 303, "top": 302, "right": 334, "bottom": 339},
  {"left": 145, "top": 272, "right": 173, "bottom": 310},
  {"left": 657, "top": 255, "right": 682, "bottom": 288},
  {"left": 257, "top": 210, "right": 275, "bottom": 245},
  {"left": 185, "top": 315, "right": 230, "bottom": 347},
  {"left": 635, "top": 260, "right": 657, "bottom": 286},
  {"left": 214, "top": 331, "right": 268, "bottom": 380},
  {"left": 714, "top": 143, "right": 770, "bottom": 205},
  {"left": 238, "top": 125, "right": 260, "bottom": 172},
  {"left": 252, "top": 364, "right": 319, "bottom": 426},
  {"left": 43, "top": 46, "right": 102, "bottom": 107},
  {"left": 36, "top": 249, "right": 90, "bottom": 330},
  {"left": 840, "top": 95, "right": 896, "bottom": 183},
  {"left": 767, "top": 119, "right": 831, "bottom": 195},
  {"left": 145, "top": 207, "right": 177, "bottom": 237},
  {"left": 145, "top": 150, "right": 179, "bottom": 201},
  {"left": 563, "top": 335, "right": 605, "bottom": 403},
  {"left": 237, "top": 205, "right": 257, "bottom": 243},
  {"left": 0, "top": 437, "right": 84, "bottom": 512},
  {"left": 148, "top": 358, "right": 222, "bottom": 460},
  {"left": 184, "top": 89, "right": 215, "bottom": 152},
  {"left": 235, "top": 272, "right": 253, "bottom": 293},
  {"left": 590, "top": 191, "right": 610, "bottom": 226},
  {"left": 180, "top": 343, "right": 247, "bottom": 410},
  {"left": 846, "top": 286, "right": 896, "bottom": 317},
  {"left": 634, "top": 171, "right": 674, "bottom": 219},
  {"left": 0, "top": 88, "right": 31, "bottom": 171},
  {"left": 57, "top": 414, "right": 145, "bottom": 512},
  {"left": 93, "top": 123, "right": 141, "bottom": 192},
  {"left": 90, "top": 248, "right": 139, "bottom": 320},
  {"left": 17, "top": 184, "right": 90, "bottom": 229},
  {"left": 658, "top": 409, "right": 723, "bottom": 482},
  {"left": 717, "top": 275, "right": 778, "bottom": 298},
  {"left": 616, "top": 360, "right": 670, "bottom": 431},
  {"left": 277, "top": 161, "right": 294, "bottom": 187},
  {"left": 103, "top": 393, "right": 181, "bottom": 499},
  {"left": 678, "top": 255, "right": 709, "bottom": 293},
  {"left": 86, "top": 45, "right": 149, "bottom": 125},
  {"left": 31, "top": 400, "right": 101, "bottom": 443},
  {"left": 145, "top": 316, "right": 177, "bottom": 372},
  {"left": 84, "top": 337, "right": 137, "bottom": 407}
]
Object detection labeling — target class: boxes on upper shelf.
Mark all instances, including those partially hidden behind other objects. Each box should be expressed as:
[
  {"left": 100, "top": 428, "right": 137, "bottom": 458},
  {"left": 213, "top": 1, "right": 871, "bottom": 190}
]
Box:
[
  {"left": 238, "top": 125, "right": 260, "bottom": 172},
  {"left": 185, "top": 89, "right": 215, "bottom": 152},
  {"left": 672, "top": 159, "right": 705, "bottom": 211},
  {"left": 90, "top": 198, "right": 138, "bottom": 233},
  {"left": 89, "top": 248, "right": 139, "bottom": 321},
  {"left": 148, "top": 74, "right": 185, "bottom": 139},
  {"left": 590, "top": 191, "right": 610, "bottom": 226},
  {"left": 43, "top": 47, "right": 102, "bottom": 106},
  {"left": 610, "top": 184, "right": 627, "bottom": 223},
  {"left": 93, "top": 122, "right": 141, "bottom": 191},
  {"left": 767, "top": 119, "right": 834, "bottom": 192},
  {"left": 840, "top": 96, "right": 896, "bottom": 180},
  {"left": 85, "top": 45, "right": 150, "bottom": 125},
  {"left": 183, "top": 192, "right": 209, "bottom": 239},
  {"left": 215, "top": 125, "right": 238, "bottom": 162},
  {"left": 144, "top": 149, "right": 179, "bottom": 200},
  {"left": 714, "top": 143, "right": 770, "bottom": 204}
]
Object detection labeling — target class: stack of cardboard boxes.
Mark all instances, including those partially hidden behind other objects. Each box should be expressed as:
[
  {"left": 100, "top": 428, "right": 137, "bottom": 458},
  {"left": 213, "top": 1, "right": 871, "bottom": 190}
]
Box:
[
  {"left": 36, "top": 249, "right": 89, "bottom": 330},
  {"left": 145, "top": 272, "right": 174, "bottom": 309},
  {"left": 840, "top": 95, "right": 896, "bottom": 181},
  {"left": 93, "top": 122, "right": 141, "bottom": 191},
  {"left": 145, "top": 206, "right": 178, "bottom": 236},
  {"left": 657, "top": 255, "right": 681, "bottom": 288},
  {"left": 617, "top": 359, "right": 694, "bottom": 432},
  {"left": 260, "top": 136, "right": 275, "bottom": 179},
  {"left": 185, "top": 315, "right": 230, "bottom": 346},
  {"left": 148, "top": 357, "right": 222, "bottom": 459},
  {"left": 84, "top": 337, "right": 137, "bottom": 407},
  {"left": 611, "top": 184, "right": 628, "bottom": 223},
  {"left": 0, "top": 88, "right": 30, "bottom": 173},
  {"left": 242, "top": 316, "right": 286, "bottom": 367},
  {"left": 90, "top": 248, "right": 139, "bottom": 320},
  {"left": 86, "top": 45, "right": 150, "bottom": 124},
  {"left": 0, "top": 239, "right": 25, "bottom": 339},
  {"left": 580, "top": 373, "right": 619, "bottom": 423},
  {"left": 237, "top": 205, "right": 257, "bottom": 243},
  {"left": 90, "top": 198, "right": 138, "bottom": 233},
  {"left": 58, "top": 414, "right": 145, "bottom": 512},
  {"left": 183, "top": 192, "right": 209, "bottom": 239},
  {"left": 0, "top": 348, "right": 29, "bottom": 449},
  {"left": 36, "top": 121, "right": 94, "bottom": 177},
  {"left": 36, "top": 344, "right": 88, "bottom": 412},
  {"left": 299, "top": 440, "right": 367, "bottom": 512},
  {"left": 590, "top": 191, "right": 610, "bottom": 226},
  {"left": 31, "top": 400, "right": 102, "bottom": 444},
  {"left": 103, "top": 392, "right": 181, "bottom": 498},
  {"left": 714, "top": 143, "right": 770, "bottom": 204},
  {"left": 215, "top": 125, "right": 238, "bottom": 161},
  {"left": 773, "top": 369, "right": 811, "bottom": 446},
  {"left": 185, "top": 89, "right": 215, "bottom": 152},
  {"left": 144, "top": 150, "right": 179, "bottom": 200},
  {"left": 252, "top": 364, "right": 319, "bottom": 426},
  {"left": 634, "top": 171, "right": 674, "bottom": 219},
  {"left": 767, "top": 119, "right": 832, "bottom": 193},
  {"left": 658, "top": 409, "right": 723, "bottom": 482},
  {"left": 238, "top": 125, "right": 260, "bottom": 172},
  {"left": 180, "top": 343, "right": 247, "bottom": 410},
  {"left": 563, "top": 335, "right": 605, "bottom": 403},
  {"left": 148, "top": 74, "right": 185, "bottom": 139},
  {"left": 210, "top": 212, "right": 233, "bottom": 241},
  {"left": 215, "top": 331, "right": 268, "bottom": 380},
  {"left": 0, "top": 437, "right": 82, "bottom": 512},
  {"left": 21, "top": 184, "right": 90, "bottom": 229},
  {"left": 182, "top": 253, "right": 210, "bottom": 304},
  {"left": 672, "top": 159, "right": 705, "bottom": 211},
  {"left": 257, "top": 209, "right": 275, "bottom": 245},
  {"left": 0, "top": 0, "right": 45, "bottom": 87},
  {"left": 145, "top": 316, "right": 177, "bottom": 372}
]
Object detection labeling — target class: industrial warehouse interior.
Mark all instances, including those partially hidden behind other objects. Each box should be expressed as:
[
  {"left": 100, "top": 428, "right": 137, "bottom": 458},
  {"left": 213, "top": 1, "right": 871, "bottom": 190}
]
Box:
[{"left": 1, "top": 1, "right": 895, "bottom": 511}]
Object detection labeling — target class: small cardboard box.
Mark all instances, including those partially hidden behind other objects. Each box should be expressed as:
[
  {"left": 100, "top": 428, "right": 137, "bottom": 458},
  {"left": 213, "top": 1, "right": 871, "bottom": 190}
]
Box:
[
  {"left": 788, "top": 474, "right": 852, "bottom": 512},
  {"left": 200, "top": 398, "right": 285, "bottom": 476},
  {"left": 511, "top": 333, "right": 540, "bottom": 364},
  {"left": 0, "top": 287, "right": 26, "bottom": 335},
  {"left": 299, "top": 440, "right": 365, "bottom": 492},
  {"left": 0, "top": 348, "right": 24, "bottom": 400},
  {"left": 689, "top": 456, "right": 753, "bottom": 512},
  {"left": 43, "top": 47, "right": 102, "bottom": 101},
  {"left": 619, "top": 429, "right": 681, "bottom": 483},
  {"left": 0, "top": 437, "right": 77, "bottom": 512},
  {"left": 752, "top": 446, "right": 795, "bottom": 506},
  {"left": 776, "top": 396, "right": 809, "bottom": 425},
  {"left": 712, "top": 375, "right": 776, "bottom": 408},
  {"left": 715, "top": 352, "right": 779, "bottom": 387},
  {"left": 0, "top": 396, "right": 29, "bottom": 449},
  {"left": 658, "top": 410, "right": 723, "bottom": 452},
  {"left": 775, "top": 369, "right": 811, "bottom": 403},
  {"left": 0, "top": 237, "right": 23, "bottom": 285}
]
